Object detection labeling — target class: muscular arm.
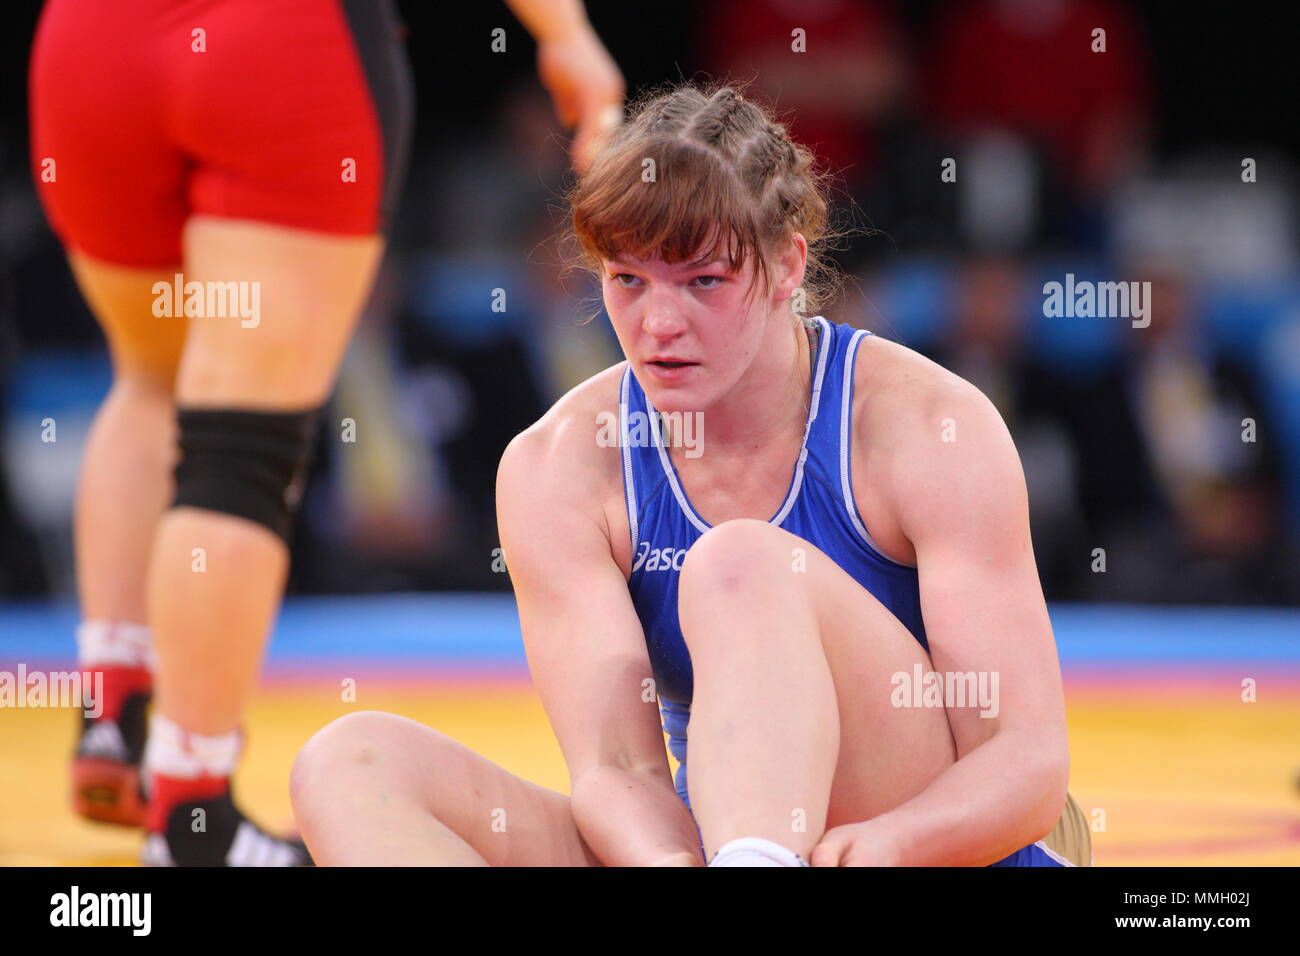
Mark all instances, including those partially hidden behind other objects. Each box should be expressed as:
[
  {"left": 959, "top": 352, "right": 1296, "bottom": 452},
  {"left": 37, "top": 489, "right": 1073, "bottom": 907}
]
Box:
[
  {"left": 496, "top": 416, "right": 703, "bottom": 866},
  {"left": 862, "top": 379, "right": 1069, "bottom": 866}
]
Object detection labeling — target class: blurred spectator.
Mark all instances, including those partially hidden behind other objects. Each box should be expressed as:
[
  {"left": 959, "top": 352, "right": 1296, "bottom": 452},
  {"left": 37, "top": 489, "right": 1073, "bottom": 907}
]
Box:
[
  {"left": 928, "top": 0, "right": 1151, "bottom": 194},
  {"left": 926, "top": 0, "right": 1152, "bottom": 248},
  {"left": 915, "top": 255, "right": 1151, "bottom": 598},
  {"left": 922, "top": 254, "right": 1293, "bottom": 603},
  {"left": 927, "top": 256, "right": 1029, "bottom": 420},
  {"left": 1120, "top": 262, "right": 1290, "bottom": 601},
  {"left": 693, "top": 0, "right": 908, "bottom": 198},
  {"left": 387, "top": 81, "right": 564, "bottom": 587}
]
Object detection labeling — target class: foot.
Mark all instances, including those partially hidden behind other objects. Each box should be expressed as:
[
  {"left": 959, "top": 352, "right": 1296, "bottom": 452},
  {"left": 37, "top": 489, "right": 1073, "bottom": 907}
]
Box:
[
  {"left": 72, "top": 685, "right": 150, "bottom": 826},
  {"left": 141, "top": 788, "right": 313, "bottom": 867}
]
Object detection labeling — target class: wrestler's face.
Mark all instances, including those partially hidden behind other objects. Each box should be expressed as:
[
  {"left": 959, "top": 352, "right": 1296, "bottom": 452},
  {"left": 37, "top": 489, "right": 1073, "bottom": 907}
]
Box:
[{"left": 602, "top": 236, "right": 805, "bottom": 414}]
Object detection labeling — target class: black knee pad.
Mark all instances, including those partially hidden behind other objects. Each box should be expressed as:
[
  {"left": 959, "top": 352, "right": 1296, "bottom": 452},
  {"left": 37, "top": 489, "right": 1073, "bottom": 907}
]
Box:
[{"left": 172, "top": 406, "right": 324, "bottom": 544}]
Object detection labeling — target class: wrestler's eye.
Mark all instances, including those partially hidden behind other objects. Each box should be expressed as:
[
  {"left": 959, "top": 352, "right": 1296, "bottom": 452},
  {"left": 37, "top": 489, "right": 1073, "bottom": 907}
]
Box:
[{"left": 611, "top": 273, "right": 640, "bottom": 288}]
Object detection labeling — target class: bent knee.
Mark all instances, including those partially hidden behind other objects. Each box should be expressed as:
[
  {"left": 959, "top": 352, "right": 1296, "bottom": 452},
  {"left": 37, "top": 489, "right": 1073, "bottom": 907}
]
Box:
[
  {"left": 291, "top": 711, "right": 429, "bottom": 806},
  {"left": 680, "top": 518, "right": 802, "bottom": 597}
]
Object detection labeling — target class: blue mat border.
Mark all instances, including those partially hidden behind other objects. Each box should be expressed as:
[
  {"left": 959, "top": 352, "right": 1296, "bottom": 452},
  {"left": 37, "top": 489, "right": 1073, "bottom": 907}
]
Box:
[{"left": 0, "top": 597, "right": 1296, "bottom": 666}]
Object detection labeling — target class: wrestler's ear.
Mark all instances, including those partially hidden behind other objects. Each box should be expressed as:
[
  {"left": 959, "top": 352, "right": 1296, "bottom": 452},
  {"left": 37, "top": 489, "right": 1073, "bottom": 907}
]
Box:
[{"left": 774, "top": 232, "right": 808, "bottom": 303}]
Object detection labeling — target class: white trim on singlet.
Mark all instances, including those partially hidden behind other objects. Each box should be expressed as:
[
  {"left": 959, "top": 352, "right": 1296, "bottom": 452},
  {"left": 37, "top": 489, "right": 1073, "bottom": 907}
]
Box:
[
  {"left": 1033, "top": 839, "right": 1077, "bottom": 867},
  {"left": 619, "top": 367, "right": 640, "bottom": 554},
  {"left": 771, "top": 315, "right": 832, "bottom": 525},
  {"left": 839, "top": 329, "right": 918, "bottom": 569},
  {"left": 646, "top": 315, "right": 832, "bottom": 533},
  {"left": 651, "top": 431, "right": 712, "bottom": 533}
]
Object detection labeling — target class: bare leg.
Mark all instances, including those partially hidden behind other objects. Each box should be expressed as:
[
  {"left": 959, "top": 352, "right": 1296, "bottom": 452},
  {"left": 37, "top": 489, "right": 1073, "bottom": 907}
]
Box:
[
  {"left": 66, "top": 254, "right": 186, "bottom": 625},
  {"left": 63, "top": 254, "right": 186, "bottom": 824},
  {"left": 677, "top": 519, "right": 957, "bottom": 861},
  {"left": 291, "top": 711, "right": 602, "bottom": 867},
  {"left": 150, "top": 216, "right": 382, "bottom": 734}
]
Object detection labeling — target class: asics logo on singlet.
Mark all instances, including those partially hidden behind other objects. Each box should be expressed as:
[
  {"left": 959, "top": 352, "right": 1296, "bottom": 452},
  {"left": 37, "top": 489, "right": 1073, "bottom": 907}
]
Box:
[{"left": 632, "top": 541, "right": 687, "bottom": 572}]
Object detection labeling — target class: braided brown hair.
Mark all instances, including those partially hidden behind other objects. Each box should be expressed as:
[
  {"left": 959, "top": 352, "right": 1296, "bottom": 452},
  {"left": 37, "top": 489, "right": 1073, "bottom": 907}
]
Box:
[{"left": 560, "top": 80, "right": 852, "bottom": 322}]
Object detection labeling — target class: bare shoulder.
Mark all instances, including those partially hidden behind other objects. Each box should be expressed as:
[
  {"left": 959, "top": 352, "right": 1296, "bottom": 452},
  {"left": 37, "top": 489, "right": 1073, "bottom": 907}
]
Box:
[
  {"left": 851, "top": 334, "right": 1025, "bottom": 550},
  {"left": 852, "top": 333, "right": 1002, "bottom": 442},
  {"left": 496, "top": 362, "right": 633, "bottom": 565}
]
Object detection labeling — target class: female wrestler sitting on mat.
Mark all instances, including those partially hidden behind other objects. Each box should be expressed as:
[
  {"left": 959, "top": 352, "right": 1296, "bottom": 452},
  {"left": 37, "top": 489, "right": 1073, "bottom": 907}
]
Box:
[{"left": 290, "top": 81, "right": 1092, "bottom": 867}]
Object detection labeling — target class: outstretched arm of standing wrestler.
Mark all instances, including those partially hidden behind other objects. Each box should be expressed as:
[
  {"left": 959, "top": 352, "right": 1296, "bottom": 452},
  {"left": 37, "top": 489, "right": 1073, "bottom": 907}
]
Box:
[{"left": 503, "top": 0, "right": 625, "bottom": 172}]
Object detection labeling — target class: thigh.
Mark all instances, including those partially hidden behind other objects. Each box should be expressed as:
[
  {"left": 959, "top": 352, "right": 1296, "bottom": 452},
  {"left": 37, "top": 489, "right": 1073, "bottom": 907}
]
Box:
[
  {"left": 682, "top": 520, "right": 958, "bottom": 829},
  {"left": 296, "top": 711, "right": 603, "bottom": 867},
  {"left": 796, "top": 538, "right": 959, "bottom": 827},
  {"left": 67, "top": 253, "right": 187, "bottom": 390},
  {"left": 177, "top": 216, "right": 383, "bottom": 408}
]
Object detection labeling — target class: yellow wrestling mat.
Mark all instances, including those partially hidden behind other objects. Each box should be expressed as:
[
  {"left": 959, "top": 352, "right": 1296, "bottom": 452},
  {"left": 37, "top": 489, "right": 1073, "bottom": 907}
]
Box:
[{"left": 3, "top": 679, "right": 1297, "bottom": 866}]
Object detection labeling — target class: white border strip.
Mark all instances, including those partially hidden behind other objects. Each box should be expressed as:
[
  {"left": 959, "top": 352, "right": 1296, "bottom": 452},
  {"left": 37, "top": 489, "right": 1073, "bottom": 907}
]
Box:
[
  {"left": 651, "top": 420, "right": 711, "bottom": 534},
  {"left": 619, "top": 367, "right": 641, "bottom": 553},
  {"left": 838, "top": 329, "right": 917, "bottom": 569},
  {"left": 1033, "top": 839, "right": 1077, "bottom": 867},
  {"left": 770, "top": 316, "right": 833, "bottom": 525}
]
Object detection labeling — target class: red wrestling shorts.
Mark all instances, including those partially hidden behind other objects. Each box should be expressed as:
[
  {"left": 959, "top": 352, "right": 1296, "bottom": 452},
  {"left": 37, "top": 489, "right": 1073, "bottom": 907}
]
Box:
[{"left": 29, "top": 0, "right": 413, "bottom": 266}]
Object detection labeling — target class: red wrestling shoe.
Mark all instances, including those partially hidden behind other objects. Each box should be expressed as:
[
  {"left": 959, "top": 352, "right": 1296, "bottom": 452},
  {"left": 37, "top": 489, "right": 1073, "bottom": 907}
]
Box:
[{"left": 71, "top": 665, "right": 151, "bottom": 826}]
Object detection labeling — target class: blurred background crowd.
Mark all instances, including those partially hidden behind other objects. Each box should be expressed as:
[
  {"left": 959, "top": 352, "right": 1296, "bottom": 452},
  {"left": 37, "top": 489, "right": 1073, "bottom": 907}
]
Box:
[{"left": 1, "top": 0, "right": 1296, "bottom": 605}]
